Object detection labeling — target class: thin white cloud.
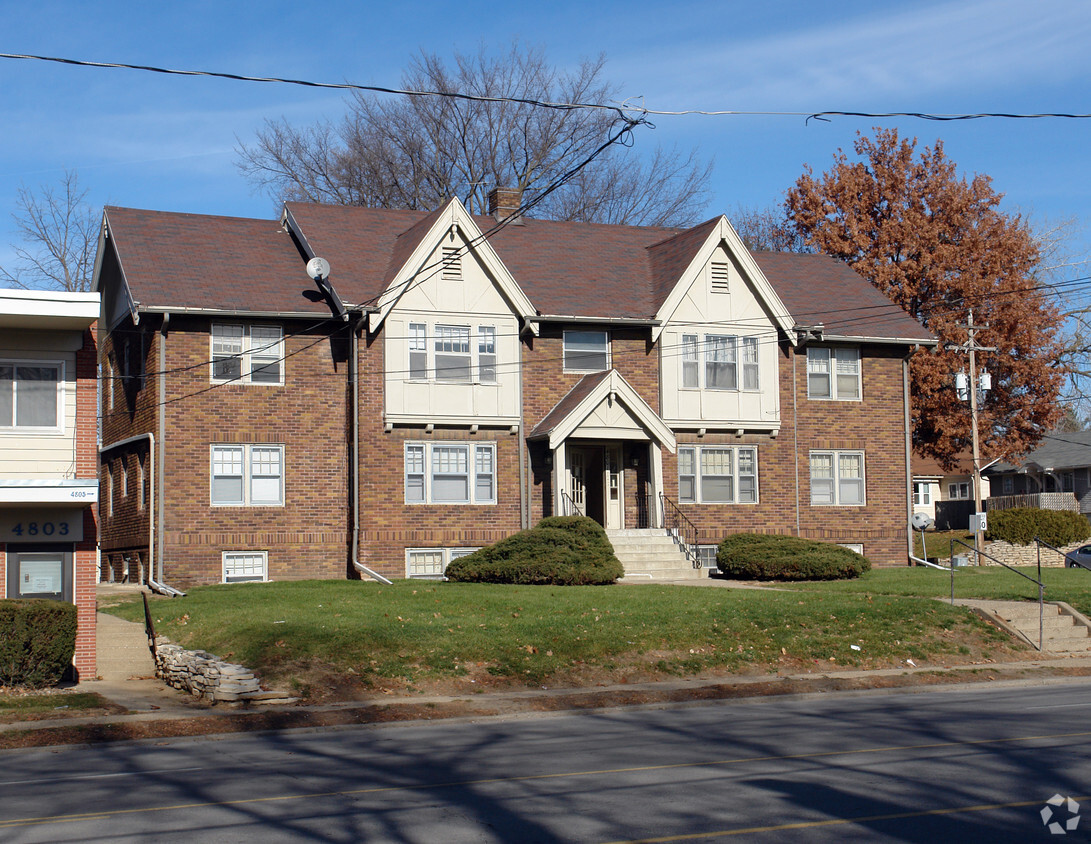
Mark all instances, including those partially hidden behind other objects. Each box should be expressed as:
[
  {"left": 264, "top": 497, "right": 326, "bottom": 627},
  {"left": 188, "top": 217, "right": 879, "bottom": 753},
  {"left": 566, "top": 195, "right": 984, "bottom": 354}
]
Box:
[{"left": 615, "top": 0, "right": 1091, "bottom": 110}]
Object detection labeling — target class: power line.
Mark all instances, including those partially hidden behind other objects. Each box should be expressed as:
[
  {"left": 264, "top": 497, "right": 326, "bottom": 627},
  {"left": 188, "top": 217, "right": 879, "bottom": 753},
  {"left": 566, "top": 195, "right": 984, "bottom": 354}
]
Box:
[{"left": 5, "top": 52, "right": 1091, "bottom": 125}]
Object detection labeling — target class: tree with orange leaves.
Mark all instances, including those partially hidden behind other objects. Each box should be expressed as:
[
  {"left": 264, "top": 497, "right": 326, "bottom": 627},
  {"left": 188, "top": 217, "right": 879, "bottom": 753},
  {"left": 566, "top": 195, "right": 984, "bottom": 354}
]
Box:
[{"left": 786, "top": 128, "right": 1065, "bottom": 468}]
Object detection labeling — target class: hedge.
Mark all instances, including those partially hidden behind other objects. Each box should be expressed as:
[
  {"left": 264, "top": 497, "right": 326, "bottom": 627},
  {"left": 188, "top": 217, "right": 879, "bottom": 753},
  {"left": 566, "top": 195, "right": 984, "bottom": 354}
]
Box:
[
  {"left": 0, "top": 599, "right": 77, "bottom": 687},
  {"left": 445, "top": 516, "right": 624, "bottom": 585},
  {"left": 986, "top": 507, "right": 1091, "bottom": 547},
  {"left": 716, "top": 533, "right": 872, "bottom": 581}
]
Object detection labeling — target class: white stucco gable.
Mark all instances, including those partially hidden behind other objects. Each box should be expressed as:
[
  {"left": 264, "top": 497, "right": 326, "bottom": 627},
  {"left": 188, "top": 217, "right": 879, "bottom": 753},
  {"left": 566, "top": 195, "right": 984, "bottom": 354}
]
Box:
[
  {"left": 367, "top": 198, "right": 537, "bottom": 335},
  {"left": 651, "top": 216, "right": 795, "bottom": 344}
]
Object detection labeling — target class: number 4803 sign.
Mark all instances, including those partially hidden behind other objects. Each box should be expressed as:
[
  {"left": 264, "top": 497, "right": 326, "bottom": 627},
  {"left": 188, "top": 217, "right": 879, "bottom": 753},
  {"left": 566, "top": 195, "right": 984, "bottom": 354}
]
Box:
[{"left": 0, "top": 511, "right": 83, "bottom": 543}]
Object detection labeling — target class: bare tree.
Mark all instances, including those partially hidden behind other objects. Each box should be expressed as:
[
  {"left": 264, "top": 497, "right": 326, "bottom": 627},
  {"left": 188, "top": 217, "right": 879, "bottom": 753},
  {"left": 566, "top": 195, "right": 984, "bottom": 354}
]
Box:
[
  {"left": 729, "top": 203, "right": 810, "bottom": 252},
  {"left": 237, "top": 44, "right": 712, "bottom": 227},
  {"left": 0, "top": 170, "right": 98, "bottom": 292}
]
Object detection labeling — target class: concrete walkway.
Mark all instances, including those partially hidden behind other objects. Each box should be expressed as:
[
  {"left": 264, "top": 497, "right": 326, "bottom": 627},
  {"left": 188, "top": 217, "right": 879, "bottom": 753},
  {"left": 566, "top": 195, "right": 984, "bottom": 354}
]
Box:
[{"left": 79, "top": 586, "right": 211, "bottom": 715}]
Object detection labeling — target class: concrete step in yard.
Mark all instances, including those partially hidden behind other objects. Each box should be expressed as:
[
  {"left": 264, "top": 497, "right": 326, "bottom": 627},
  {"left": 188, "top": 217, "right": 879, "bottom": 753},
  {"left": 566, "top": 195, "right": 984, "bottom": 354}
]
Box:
[
  {"left": 953, "top": 599, "right": 1091, "bottom": 653},
  {"left": 608, "top": 529, "right": 706, "bottom": 581}
]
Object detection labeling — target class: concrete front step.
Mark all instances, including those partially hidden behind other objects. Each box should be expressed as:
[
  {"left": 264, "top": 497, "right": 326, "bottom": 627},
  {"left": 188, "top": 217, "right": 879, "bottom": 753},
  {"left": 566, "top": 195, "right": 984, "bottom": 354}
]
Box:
[
  {"left": 952, "top": 598, "right": 1091, "bottom": 653},
  {"left": 608, "top": 529, "right": 706, "bottom": 581}
]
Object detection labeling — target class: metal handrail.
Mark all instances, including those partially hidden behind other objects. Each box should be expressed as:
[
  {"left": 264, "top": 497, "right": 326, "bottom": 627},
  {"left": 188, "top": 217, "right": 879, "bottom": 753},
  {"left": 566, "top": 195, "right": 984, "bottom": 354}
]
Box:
[
  {"left": 660, "top": 493, "right": 701, "bottom": 568},
  {"left": 949, "top": 537, "right": 1045, "bottom": 651},
  {"left": 560, "top": 491, "right": 584, "bottom": 517}
]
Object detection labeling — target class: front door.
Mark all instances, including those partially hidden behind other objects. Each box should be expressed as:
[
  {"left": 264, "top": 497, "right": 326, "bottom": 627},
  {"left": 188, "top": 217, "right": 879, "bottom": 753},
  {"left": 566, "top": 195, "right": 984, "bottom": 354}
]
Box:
[
  {"left": 605, "top": 446, "right": 623, "bottom": 530},
  {"left": 568, "top": 445, "right": 621, "bottom": 528}
]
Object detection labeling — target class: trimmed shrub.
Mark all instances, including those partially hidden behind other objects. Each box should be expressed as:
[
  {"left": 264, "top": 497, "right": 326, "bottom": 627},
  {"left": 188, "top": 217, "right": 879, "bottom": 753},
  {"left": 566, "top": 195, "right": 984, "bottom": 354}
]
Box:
[
  {"left": 0, "top": 600, "right": 77, "bottom": 687},
  {"left": 716, "top": 533, "right": 872, "bottom": 581},
  {"left": 445, "top": 515, "right": 624, "bottom": 585},
  {"left": 986, "top": 507, "right": 1091, "bottom": 547}
]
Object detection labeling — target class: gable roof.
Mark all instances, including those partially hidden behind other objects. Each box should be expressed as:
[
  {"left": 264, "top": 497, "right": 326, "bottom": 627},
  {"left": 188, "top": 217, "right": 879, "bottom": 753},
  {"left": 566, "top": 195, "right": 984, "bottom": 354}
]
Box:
[
  {"left": 98, "top": 206, "right": 327, "bottom": 317},
  {"left": 988, "top": 431, "right": 1091, "bottom": 473},
  {"left": 753, "top": 253, "right": 933, "bottom": 344},
  {"left": 94, "top": 201, "right": 934, "bottom": 346},
  {"left": 528, "top": 369, "right": 676, "bottom": 451}
]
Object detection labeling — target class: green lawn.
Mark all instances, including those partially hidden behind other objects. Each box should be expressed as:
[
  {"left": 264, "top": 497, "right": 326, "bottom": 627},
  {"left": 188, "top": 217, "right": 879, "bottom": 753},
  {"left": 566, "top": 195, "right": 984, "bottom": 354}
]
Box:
[
  {"left": 102, "top": 576, "right": 1029, "bottom": 699},
  {"left": 796, "top": 565, "right": 1091, "bottom": 614},
  {"left": 0, "top": 692, "right": 116, "bottom": 722}
]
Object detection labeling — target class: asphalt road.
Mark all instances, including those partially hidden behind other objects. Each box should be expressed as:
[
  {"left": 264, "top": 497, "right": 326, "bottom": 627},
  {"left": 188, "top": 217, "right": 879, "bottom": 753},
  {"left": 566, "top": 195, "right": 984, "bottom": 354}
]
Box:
[{"left": 2, "top": 680, "right": 1090, "bottom": 842}]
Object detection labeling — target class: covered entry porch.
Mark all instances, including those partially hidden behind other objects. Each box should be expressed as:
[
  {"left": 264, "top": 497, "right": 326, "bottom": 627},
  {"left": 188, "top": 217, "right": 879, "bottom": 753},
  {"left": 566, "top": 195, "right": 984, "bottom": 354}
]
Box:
[{"left": 528, "top": 370, "right": 676, "bottom": 531}]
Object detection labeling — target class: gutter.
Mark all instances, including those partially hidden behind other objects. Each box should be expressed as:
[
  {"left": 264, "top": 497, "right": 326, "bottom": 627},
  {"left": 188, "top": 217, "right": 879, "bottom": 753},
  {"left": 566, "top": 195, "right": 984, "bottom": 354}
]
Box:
[
  {"left": 349, "top": 314, "right": 392, "bottom": 585},
  {"left": 99, "top": 431, "right": 185, "bottom": 598}
]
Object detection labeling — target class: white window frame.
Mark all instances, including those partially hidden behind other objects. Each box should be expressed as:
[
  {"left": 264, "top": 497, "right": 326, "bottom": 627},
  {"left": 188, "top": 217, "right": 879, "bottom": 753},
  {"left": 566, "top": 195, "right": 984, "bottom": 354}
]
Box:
[
  {"left": 563, "top": 330, "right": 610, "bottom": 373},
  {"left": 405, "top": 321, "right": 498, "bottom": 384},
  {"left": 222, "top": 551, "right": 268, "bottom": 583},
  {"left": 696, "top": 544, "right": 719, "bottom": 569},
  {"left": 210, "top": 444, "right": 284, "bottom": 507},
  {"left": 406, "top": 547, "right": 479, "bottom": 579},
  {"left": 211, "top": 323, "right": 284, "bottom": 385},
  {"left": 0, "top": 359, "right": 64, "bottom": 433},
  {"left": 678, "top": 336, "right": 759, "bottom": 392},
  {"left": 404, "top": 442, "right": 497, "bottom": 505},
  {"left": 678, "top": 445, "right": 759, "bottom": 504},
  {"left": 913, "top": 482, "right": 931, "bottom": 507},
  {"left": 806, "top": 346, "right": 861, "bottom": 401},
  {"left": 433, "top": 324, "right": 472, "bottom": 382},
  {"left": 948, "top": 481, "right": 970, "bottom": 500},
  {"left": 810, "top": 450, "right": 866, "bottom": 506}
]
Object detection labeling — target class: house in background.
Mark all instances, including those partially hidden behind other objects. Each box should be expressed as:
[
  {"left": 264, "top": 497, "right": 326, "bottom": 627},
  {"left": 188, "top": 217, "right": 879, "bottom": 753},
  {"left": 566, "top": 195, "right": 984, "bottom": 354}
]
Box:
[
  {"left": 986, "top": 430, "right": 1091, "bottom": 519},
  {"left": 0, "top": 288, "right": 99, "bottom": 679},
  {"left": 93, "top": 191, "right": 934, "bottom": 587},
  {"left": 912, "top": 453, "right": 991, "bottom": 530}
]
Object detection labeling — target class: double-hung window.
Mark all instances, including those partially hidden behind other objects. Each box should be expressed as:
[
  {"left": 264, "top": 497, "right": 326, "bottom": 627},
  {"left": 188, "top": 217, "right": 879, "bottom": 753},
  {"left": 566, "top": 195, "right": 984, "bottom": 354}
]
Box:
[
  {"left": 563, "top": 330, "right": 609, "bottom": 372},
  {"left": 406, "top": 322, "right": 497, "bottom": 383},
  {"left": 434, "top": 325, "right": 472, "bottom": 382},
  {"left": 913, "top": 482, "right": 931, "bottom": 507},
  {"left": 678, "top": 445, "right": 758, "bottom": 504},
  {"left": 948, "top": 481, "right": 970, "bottom": 500},
  {"left": 211, "top": 444, "right": 284, "bottom": 506},
  {"left": 211, "top": 324, "right": 283, "bottom": 384},
  {"left": 807, "top": 347, "right": 860, "bottom": 400},
  {"left": 679, "top": 335, "right": 758, "bottom": 391},
  {"left": 810, "top": 450, "right": 865, "bottom": 505},
  {"left": 405, "top": 442, "right": 496, "bottom": 504},
  {"left": 0, "top": 361, "right": 61, "bottom": 430}
]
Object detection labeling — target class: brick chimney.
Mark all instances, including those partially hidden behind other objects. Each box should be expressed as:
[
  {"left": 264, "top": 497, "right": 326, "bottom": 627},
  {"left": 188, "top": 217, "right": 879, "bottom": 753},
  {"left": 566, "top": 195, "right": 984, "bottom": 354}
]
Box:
[{"left": 487, "top": 187, "right": 524, "bottom": 224}]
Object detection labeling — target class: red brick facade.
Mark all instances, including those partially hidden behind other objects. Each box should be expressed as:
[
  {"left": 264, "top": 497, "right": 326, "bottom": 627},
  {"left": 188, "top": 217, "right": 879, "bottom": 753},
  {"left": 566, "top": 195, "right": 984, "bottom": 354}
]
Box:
[{"left": 95, "top": 202, "right": 926, "bottom": 584}]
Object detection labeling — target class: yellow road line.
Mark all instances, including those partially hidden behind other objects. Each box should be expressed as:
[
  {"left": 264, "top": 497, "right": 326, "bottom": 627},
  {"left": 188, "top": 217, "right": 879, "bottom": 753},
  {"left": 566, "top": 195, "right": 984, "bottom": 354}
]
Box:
[{"left": 2, "top": 729, "right": 1090, "bottom": 830}]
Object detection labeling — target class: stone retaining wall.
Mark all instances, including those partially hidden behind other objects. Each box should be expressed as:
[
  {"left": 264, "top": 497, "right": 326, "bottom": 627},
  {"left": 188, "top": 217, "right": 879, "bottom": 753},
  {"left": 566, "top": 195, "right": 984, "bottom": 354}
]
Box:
[
  {"left": 978, "top": 541, "right": 1076, "bottom": 568},
  {"left": 153, "top": 638, "right": 292, "bottom": 704}
]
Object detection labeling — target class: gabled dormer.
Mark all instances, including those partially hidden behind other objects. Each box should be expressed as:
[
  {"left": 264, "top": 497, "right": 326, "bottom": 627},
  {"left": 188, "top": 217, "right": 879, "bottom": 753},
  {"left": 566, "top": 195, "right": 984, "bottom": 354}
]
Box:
[
  {"left": 650, "top": 216, "right": 793, "bottom": 434},
  {"left": 369, "top": 199, "right": 536, "bottom": 427}
]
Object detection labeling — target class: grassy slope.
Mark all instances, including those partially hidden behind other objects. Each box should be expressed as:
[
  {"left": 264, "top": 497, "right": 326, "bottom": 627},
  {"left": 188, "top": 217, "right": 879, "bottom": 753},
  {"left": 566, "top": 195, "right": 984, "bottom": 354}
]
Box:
[{"left": 104, "top": 574, "right": 1035, "bottom": 696}]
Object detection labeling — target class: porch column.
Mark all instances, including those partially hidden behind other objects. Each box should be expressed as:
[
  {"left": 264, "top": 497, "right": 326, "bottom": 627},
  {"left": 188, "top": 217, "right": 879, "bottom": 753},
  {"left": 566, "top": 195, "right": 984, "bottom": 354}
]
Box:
[
  {"left": 651, "top": 443, "right": 664, "bottom": 529},
  {"left": 552, "top": 441, "right": 567, "bottom": 517}
]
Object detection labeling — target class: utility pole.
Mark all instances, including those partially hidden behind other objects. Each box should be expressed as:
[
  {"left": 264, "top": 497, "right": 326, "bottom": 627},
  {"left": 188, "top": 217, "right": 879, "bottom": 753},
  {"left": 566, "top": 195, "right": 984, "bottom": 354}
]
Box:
[{"left": 949, "top": 310, "right": 997, "bottom": 565}]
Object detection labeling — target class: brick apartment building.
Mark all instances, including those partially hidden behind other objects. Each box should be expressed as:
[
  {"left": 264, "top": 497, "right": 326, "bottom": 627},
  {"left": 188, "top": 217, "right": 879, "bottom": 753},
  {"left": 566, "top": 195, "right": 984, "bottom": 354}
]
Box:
[
  {"left": 93, "top": 191, "right": 933, "bottom": 587},
  {"left": 0, "top": 289, "right": 100, "bottom": 678}
]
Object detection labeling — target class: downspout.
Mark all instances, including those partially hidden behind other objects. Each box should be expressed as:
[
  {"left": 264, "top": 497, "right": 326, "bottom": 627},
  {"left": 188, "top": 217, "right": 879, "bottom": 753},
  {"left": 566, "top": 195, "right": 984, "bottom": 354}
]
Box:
[
  {"left": 152, "top": 313, "right": 185, "bottom": 597},
  {"left": 519, "top": 327, "right": 528, "bottom": 530},
  {"left": 99, "top": 432, "right": 182, "bottom": 597},
  {"left": 350, "top": 315, "right": 392, "bottom": 584},
  {"left": 792, "top": 346, "right": 800, "bottom": 536},
  {"left": 904, "top": 353, "right": 914, "bottom": 565}
]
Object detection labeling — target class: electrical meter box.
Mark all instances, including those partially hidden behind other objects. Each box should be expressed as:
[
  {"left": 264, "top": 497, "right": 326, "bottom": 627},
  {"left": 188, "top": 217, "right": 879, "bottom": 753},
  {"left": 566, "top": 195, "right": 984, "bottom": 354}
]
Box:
[{"left": 969, "top": 512, "right": 988, "bottom": 533}]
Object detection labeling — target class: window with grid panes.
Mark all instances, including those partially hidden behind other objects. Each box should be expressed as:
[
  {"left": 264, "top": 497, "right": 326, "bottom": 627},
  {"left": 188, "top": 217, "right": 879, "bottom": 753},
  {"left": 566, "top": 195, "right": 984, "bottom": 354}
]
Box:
[
  {"left": 810, "top": 450, "right": 865, "bottom": 505},
  {"left": 211, "top": 324, "right": 283, "bottom": 384}
]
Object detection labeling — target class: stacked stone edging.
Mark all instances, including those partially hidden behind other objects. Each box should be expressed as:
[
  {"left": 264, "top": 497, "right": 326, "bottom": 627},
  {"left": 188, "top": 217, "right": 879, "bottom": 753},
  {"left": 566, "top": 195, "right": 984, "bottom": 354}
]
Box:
[
  {"left": 153, "top": 638, "right": 293, "bottom": 704},
  {"left": 982, "top": 540, "right": 1078, "bottom": 568}
]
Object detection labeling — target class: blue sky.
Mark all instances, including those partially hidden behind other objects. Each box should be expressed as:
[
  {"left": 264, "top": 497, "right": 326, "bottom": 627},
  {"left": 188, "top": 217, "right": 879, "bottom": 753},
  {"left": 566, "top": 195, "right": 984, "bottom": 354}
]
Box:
[{"left": 1, "top": 0, "right": 1089, "bottom": 286}]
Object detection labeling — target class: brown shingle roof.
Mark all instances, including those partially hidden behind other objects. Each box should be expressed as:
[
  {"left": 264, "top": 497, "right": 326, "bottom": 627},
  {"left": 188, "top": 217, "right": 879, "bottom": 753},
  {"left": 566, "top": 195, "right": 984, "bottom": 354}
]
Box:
[
  {"left": 530, "top": 372, "right": 612, "bottom": 439},
  {"left": 103, "top": 206, "right": 326, "bottom": 315},
  {"left": 101, "top": 202, "right": 933, "bottom": 343}
]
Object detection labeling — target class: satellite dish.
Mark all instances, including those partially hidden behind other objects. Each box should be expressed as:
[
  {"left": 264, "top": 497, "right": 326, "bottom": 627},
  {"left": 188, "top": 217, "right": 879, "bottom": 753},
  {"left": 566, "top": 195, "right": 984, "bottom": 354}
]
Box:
[
  {"left": 911, "top": 512, "right": 934, "bottom": 531},
  {"left": 306, "top": 256, "right": 330, "bottom": 281}
]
